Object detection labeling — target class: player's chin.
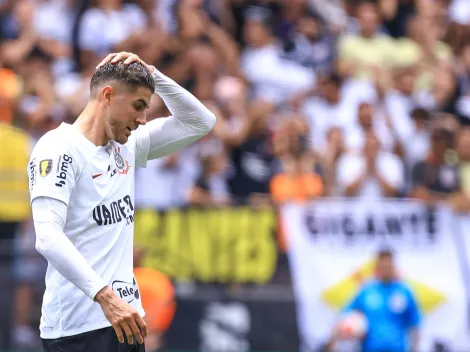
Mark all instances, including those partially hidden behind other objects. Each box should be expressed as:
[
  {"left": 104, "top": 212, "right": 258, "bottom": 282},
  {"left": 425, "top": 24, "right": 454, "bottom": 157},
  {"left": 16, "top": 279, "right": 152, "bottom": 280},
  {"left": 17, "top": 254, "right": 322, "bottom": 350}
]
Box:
[
  {"left": 118, "top": 133, "right": 129, "bottom": 144},
  {"left": 123, "top": 129, "right": 132, "bottom": 142}
]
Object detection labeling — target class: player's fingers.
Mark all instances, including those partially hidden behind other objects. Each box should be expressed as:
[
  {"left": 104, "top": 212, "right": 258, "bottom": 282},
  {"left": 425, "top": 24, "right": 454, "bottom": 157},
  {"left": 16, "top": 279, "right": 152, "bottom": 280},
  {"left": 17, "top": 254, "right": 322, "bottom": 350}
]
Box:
[
  {"left": 123, "top": 55, "right": 135, "bottom": 64},
  {"left": 135, "top": 313, "right": 148, "bottom": 338},
  {"left": 120, "top": 320, "right": 134, "bottom": 345},
  {"left": 112, "top": 322, "right": 125, "bottom": 344},
  {"left": 96, "top": 53, "right": 117, "bottom": 69},
  {"left": 128, "top": 316, "right": 144, "bottom": 344},
  {"left": 124, "top": 54, "right": 140, "bottom": 65},
  {"left": 112, "top": 52, "right": 130, "bottom": 63}
]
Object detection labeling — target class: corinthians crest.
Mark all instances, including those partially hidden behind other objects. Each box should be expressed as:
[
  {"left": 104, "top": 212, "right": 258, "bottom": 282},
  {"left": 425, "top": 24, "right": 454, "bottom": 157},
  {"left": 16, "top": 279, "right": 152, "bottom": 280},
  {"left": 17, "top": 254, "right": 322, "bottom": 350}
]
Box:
[
  {"left": 114, "top": 146, "right": 125, "bottom": 169},
  {"left": 113, "top": 146, "right": 131, "bottom": 175}
]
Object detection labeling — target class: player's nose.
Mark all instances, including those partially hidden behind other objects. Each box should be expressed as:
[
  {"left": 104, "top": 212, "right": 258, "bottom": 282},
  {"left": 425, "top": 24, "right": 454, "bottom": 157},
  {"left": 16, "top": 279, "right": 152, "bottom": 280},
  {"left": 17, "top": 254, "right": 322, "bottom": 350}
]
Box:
[{"left": 136, "top": 113, "right": 147, "bottom": 126}]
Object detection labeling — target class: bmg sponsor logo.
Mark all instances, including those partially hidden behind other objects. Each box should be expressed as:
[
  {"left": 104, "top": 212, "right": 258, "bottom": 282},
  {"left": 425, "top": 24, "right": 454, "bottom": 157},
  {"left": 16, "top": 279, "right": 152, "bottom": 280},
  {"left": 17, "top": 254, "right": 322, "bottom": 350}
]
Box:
[
  {"left": 55, "top": 154, "right": 72, "bottom": 188},
  {"left": 29, "top": 158, "right": 36, "bottom": 190}
]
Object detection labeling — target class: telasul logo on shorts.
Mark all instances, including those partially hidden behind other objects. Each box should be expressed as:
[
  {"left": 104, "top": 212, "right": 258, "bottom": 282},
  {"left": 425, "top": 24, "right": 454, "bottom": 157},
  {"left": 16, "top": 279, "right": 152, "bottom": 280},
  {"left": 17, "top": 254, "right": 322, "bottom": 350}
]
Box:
[{"left": 55, "top": 154, "right": 72, "bottom": 187}]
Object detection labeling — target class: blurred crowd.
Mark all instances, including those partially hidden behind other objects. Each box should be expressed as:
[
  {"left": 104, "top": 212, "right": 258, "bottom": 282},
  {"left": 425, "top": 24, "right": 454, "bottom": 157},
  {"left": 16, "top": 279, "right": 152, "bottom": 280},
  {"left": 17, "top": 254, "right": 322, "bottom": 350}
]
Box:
[
  {"left": 2, "top": 0, "right": 470, "bottom": 208},
  {"left": 3, "top": 0, "right": 470, "bottom": 349}
]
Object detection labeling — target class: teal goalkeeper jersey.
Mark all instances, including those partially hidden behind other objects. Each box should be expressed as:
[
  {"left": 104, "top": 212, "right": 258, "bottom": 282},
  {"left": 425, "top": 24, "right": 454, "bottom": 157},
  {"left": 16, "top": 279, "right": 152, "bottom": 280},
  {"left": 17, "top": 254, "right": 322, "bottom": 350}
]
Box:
[{"left": 344, "top": 280, "right": 421, "bottom": 352}]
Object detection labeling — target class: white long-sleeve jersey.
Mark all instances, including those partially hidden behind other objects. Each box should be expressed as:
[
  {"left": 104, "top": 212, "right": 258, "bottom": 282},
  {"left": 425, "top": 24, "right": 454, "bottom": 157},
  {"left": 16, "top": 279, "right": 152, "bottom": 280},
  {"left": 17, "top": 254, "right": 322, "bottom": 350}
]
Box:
[{"left": 28, "top": 68, "right": 215, "bottom": 338}]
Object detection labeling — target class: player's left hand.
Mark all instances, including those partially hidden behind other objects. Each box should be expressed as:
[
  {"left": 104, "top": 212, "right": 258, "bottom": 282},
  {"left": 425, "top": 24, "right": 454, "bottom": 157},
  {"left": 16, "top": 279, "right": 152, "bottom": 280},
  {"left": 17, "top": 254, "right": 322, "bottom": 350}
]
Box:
[{"left": 96, "top": 52, "right": 154, "bottom": 73}]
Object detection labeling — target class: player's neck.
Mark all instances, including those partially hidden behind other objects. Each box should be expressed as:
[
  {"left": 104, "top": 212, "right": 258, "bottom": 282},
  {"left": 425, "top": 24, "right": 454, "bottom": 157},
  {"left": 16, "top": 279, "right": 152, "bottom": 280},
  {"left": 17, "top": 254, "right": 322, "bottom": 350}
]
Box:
[{"left": 74, "top": 101, "right": 111, "bottom": 147}]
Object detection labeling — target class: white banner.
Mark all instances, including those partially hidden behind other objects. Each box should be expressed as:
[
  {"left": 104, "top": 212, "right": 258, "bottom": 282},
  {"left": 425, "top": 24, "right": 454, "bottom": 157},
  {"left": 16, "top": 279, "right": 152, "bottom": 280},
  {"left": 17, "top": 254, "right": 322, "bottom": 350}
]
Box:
[{"left": 284, "top": 199, "right": 470, "bottom": 352}]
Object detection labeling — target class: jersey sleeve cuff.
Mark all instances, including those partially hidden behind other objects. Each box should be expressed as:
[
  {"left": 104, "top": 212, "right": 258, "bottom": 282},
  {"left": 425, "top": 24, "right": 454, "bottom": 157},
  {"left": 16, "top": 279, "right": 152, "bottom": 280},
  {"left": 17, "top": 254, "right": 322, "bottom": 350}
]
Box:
[
  {"left": 87, "top": 278, "right": 108, "bottom": 301},
  {"left": 30, "top": 191, "right": 70, "bottom": 207}
]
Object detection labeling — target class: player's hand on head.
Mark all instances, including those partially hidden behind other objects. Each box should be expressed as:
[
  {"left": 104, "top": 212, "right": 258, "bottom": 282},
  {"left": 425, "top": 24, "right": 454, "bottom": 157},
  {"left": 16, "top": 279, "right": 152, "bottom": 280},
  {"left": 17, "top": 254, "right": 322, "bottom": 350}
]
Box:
[
  {"left": 95, "top": 286, "right": 148, "bottom": 345},
  {"left": 96, "top": 52, "right": 154, "bottom": 73}
]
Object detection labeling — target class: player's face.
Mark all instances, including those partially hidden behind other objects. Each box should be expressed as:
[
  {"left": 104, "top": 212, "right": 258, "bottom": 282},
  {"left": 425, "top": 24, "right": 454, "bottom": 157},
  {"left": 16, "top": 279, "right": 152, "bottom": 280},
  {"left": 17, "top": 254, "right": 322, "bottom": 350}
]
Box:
[
  {"left": 376, "top": 257, "right": 394, "bottom": 282},
  {"left": 108, "top": 87, "right": 152, "bottom": 144}
]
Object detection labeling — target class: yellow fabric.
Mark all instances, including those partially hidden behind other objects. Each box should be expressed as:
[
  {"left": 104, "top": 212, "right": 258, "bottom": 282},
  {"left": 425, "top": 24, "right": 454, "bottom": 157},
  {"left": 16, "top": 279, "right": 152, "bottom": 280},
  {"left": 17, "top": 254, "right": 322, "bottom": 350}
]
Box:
[
  {"left": 338, "top": 34, "right": 397, "bottom": 80},
  {"left": 0, "top": 123, "right": 31, "bottom": 221},
  {"left": 460, "top": 163, "right": 470, "bottom": 196},
  {"left": 393, "top": 39, "right": 422, "bottom": 67},
  {"left": 392, "top": 39, "right": 453, "bottom": 90}
]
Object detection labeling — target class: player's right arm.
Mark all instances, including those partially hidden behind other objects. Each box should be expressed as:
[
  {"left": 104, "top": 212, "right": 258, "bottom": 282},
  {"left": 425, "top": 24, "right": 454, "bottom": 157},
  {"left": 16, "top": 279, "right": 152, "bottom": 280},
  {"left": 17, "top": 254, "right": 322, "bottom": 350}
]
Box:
[{"left": 28, "top": 139, "right": 146, "bottom": 344}]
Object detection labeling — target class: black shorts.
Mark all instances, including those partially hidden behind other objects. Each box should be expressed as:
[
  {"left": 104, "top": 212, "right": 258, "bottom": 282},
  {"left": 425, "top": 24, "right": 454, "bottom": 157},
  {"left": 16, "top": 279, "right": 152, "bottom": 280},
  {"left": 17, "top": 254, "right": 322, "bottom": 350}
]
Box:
[{"left": 42, "top": 327, "right": 145, "bottom": 352}]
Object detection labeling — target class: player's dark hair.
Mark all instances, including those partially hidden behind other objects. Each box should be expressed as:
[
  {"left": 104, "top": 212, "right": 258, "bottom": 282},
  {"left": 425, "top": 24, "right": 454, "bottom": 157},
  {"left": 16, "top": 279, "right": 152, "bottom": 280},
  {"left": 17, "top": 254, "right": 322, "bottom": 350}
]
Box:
[
  {"left": 90, "top": 60, "right": 155, "bottom": 97},
  {"left": 377, "top": 248, "right": 393, "bottom": 260}
]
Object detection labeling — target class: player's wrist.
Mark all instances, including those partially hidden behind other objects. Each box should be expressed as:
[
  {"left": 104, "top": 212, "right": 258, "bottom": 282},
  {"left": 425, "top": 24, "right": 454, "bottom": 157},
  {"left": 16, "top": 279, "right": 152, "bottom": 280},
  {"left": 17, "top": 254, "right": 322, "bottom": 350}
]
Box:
[
  {"left": 147, "top": 64, "right": 156, "bottom": 74},
  {"left": 94, "top": 286, "right": 114, "bottom": 304}
]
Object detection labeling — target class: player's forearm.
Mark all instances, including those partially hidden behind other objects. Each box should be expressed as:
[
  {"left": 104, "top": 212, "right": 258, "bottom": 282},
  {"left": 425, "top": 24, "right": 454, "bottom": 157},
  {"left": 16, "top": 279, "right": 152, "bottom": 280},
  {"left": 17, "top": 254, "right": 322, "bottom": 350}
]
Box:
[
  {"left": 32, "top": 197, "right": 108, "bottom": 300},
  {"left": 139, "top": 68, "right": 216, "bottom": 160},
  {"left": 150, "top": 67, "right": 216, "bottom": 134}
]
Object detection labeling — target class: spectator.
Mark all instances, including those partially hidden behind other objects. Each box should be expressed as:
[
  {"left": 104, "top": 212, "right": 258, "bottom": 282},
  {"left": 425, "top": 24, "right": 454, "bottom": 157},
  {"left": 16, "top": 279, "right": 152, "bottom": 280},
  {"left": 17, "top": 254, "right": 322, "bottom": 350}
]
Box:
[
  {"left": 337, "top": 0, "right": 396, "bottom": 80},
  {"left": 337, "top": 131, "right": 404, "bottom": 198},
  {"left": 403, "top": 107, "right": 432, "bottom": 190},
  {"left": 15, "top": 50, "right": 58, "bottom": 136},
  {"left": 270, "top": 150, "right": 324, "bottom": 204},
  {"left": 416, "top": 64, "right": 462, "bottom": 120},
  {"left": 380, "top": 0, "right": 416, "bottom": 39},
  {"left": 78, "top": 0, "right": 148, "bottom": 56},
  {"left": 345, "top": 101, "right": 395, "bottom": 153},
  {"left": 240, "top": 5, "right": 314, "bottom": 105},
  {"left": 135, "top": 153, "right": 192, "bottom": 211},
  {"left": 281, "top": 7, "right": 336, "bottom": 75},
  {"left": 383, "top": 66, "right": 418, "bottom": 145},
  {"left": 221, "top": 0, "right": 283, "bottom": 45},
  {"left": 0, "top": 0, "right": 39, "bottom": 68},
  {"left": 309, "top": 0, "right": 348, "bottom": 34},
  {"left": 53, "top": 51, "right": 96, "bottom": 120},
  {"left": 32, "top": 0, "right": 78, "bottom": 77},
  {"left": 302, "top": 72, "right": 377, "bottom": 154},
  {"left": 227, "top": 101, "right": 275, "bottom": 204},
  {"left": 168, "top": 2, "right": 240, "bottom": 95},
  {"left": 410, "top": 127, "right": 460, "bottom": 203},
  {"left": 322, "top": 126, "right": 346, "bottom": 196},
  {"left": 405, "top": 12, "right": 453, "bottom": 82},
  {"left": 188, "top": 153, "right": 231, "bottom": 207},
  {"left": 276, "top": 0, "right": 311, "bottom": 40},
  {"left": 331, "top": 249, "right": 421, "bottom": 352},
  {"left": 134, "top": 0, "right": 178, "bottom": 33}
]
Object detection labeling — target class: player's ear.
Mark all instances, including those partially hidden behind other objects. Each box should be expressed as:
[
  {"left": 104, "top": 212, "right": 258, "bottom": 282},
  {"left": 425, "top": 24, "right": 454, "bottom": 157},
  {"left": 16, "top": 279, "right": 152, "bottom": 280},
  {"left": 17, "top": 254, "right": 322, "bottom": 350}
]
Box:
[{"left": 101, "top": 86, "right": 114, "bottom": 106}]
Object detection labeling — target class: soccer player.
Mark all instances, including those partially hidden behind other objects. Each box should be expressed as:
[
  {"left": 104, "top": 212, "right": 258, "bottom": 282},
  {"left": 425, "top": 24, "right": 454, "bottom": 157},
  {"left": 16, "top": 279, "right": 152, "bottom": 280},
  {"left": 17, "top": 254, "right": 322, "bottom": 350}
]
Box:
[
  {"left": 331, "top": 249, "right": 421, "bottom": 352},
  {"left": 27, "top": 52, "right": 216, "bottom": 352}
]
